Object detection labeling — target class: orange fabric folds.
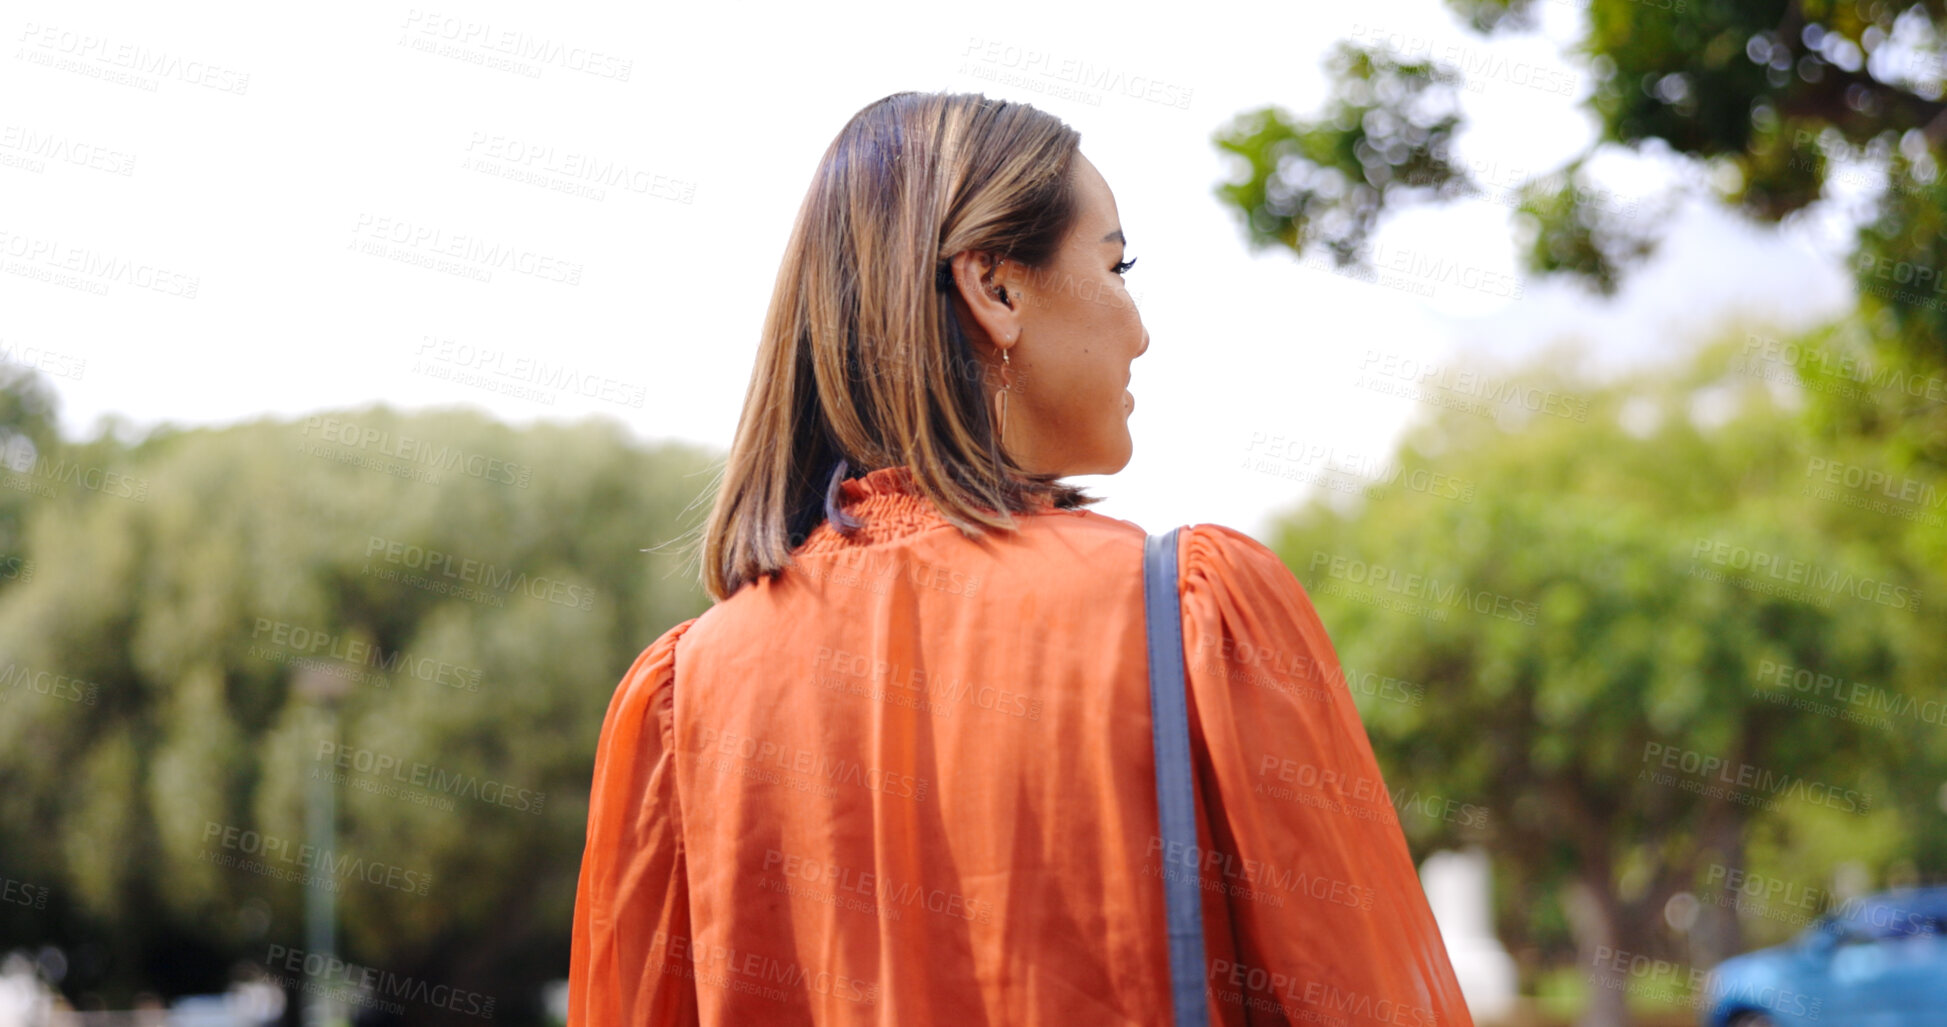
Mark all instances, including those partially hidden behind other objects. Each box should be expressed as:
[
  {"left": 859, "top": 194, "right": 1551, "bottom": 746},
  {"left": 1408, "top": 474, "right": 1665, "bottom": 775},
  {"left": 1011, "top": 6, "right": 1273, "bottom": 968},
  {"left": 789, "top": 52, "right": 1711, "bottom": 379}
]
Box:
[{"left": 569, "top": 466, "right": 1474, "bottom": 1027}]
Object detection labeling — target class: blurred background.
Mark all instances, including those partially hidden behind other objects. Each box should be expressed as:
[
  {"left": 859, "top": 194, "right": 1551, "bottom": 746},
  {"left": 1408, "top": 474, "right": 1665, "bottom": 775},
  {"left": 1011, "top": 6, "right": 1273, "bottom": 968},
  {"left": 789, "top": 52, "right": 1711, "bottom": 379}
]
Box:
[{"left": 3, "top": 0, "right": 1944, "bottom": 1025}]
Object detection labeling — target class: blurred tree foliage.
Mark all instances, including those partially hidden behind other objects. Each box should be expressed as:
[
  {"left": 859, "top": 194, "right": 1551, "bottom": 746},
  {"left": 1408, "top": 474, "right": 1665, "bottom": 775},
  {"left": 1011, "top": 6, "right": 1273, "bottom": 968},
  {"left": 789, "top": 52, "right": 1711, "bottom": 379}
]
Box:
[
  {"left": 0, "top": 392, "right": 714, "bottom": 1024},
  {"left": 1214, "top": 0, "right": 1947, "bottom": 472},
  {"left": 1268, "top": 325, "right": 1946, "bottom": 1026},
  {"left": 0, "top": 365, "right": 64, "bottom": 574}
]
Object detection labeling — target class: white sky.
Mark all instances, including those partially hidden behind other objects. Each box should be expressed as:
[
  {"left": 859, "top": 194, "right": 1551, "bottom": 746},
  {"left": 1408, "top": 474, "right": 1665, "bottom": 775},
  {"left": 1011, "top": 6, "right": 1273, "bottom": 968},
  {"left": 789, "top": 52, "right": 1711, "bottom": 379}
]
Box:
[{"left": 2, "top": 0, "right": 1862, "bottom": 542}]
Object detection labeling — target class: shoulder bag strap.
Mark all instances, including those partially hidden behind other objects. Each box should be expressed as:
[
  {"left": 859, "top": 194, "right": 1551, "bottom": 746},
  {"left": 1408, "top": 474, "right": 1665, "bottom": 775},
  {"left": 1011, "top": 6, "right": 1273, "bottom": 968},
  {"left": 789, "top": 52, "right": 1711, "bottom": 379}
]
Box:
[{"left": 1144, "top": 527, "right": 1208, "bottom": 1026}]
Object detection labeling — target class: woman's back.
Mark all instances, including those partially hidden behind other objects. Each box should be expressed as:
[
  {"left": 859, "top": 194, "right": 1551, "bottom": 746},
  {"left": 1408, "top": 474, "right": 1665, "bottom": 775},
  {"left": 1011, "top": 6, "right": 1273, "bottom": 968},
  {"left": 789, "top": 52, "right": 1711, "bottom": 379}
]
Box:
[{"left": 570, "top": 465, "right": 1474, "bottom": 1026}]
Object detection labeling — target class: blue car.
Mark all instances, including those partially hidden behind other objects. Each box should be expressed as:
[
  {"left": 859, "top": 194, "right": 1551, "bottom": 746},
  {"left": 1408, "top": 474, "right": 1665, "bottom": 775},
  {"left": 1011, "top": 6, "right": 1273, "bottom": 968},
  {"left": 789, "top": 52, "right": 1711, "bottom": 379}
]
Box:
[{"left": 1703, "top": 886, "right": 1947, "bottom": 1026}]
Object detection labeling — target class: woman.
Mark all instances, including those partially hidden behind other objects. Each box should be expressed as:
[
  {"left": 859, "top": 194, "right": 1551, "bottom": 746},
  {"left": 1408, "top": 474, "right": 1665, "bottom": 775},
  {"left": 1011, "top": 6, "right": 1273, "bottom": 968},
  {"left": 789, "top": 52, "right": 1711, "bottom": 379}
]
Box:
[{"left": 569, "top": 91, "right": 1473, "bottom": 1026}]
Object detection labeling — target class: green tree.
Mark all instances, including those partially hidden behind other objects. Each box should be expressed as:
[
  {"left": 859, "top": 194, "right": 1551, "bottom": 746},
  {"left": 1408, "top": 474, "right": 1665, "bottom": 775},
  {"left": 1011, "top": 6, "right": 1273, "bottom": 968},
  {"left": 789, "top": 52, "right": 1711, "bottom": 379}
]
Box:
[
  {"left": 0, "top": 364, "right": 64, "bottom": 588},
  {"left": 1215, "top": 0, "right": 1947, "bottom": 470},
  {"left": 1264, "top": 329, "right": 1945, "bottom": 1026},
  {"left": 0, "top": 398, "right": 714, "bottom": 1023}
]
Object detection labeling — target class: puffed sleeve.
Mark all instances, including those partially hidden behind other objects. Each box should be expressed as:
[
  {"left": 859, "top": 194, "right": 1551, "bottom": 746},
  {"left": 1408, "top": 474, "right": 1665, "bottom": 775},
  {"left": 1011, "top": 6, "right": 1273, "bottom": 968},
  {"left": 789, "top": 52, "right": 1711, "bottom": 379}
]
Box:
[
  {"left": 1178, "top": 525, "right": 1473, "bottom": 1027},
  {"left": 569, "top": 617, "right": 702, "bottom": 1027}
]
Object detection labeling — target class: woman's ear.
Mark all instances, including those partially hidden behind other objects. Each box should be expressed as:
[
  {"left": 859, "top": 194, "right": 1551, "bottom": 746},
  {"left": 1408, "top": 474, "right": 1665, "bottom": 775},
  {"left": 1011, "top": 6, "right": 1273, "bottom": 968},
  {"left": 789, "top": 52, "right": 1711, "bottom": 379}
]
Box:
[{"left": 947, "top": 250, "right": 1024, "bottom": 347}]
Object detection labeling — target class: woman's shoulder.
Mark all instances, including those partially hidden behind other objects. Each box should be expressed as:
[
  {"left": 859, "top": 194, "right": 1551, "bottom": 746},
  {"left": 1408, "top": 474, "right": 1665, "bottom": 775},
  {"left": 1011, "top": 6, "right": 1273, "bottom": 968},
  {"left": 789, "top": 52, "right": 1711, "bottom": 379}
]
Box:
[
  {"left": 1178, "top": 521, "right": 1294, "bottom": 573},
  {"left": 618, "top": 615, "right": 703, "bottom": 689},
  {"left": 1054, "top": 510, "right": 1292, "bottom": 574},
  {"left": 1044, "top": 511, "right": 1310, "bottom": 610}
]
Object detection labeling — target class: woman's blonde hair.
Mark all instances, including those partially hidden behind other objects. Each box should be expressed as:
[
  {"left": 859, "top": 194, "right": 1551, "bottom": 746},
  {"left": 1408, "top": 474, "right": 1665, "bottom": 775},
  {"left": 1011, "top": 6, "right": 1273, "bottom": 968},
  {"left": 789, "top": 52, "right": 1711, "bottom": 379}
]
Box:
[{"left": 692, "top": 90, "right": 1103, "bottom": 602}]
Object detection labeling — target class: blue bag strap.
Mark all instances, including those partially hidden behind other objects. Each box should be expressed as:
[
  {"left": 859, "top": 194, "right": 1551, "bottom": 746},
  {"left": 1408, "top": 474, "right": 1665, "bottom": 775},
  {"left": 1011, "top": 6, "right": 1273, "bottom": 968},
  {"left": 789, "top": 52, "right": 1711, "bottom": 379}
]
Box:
[{"left": 1144, "top": 527, "right": 1208, "bottom": 1026}]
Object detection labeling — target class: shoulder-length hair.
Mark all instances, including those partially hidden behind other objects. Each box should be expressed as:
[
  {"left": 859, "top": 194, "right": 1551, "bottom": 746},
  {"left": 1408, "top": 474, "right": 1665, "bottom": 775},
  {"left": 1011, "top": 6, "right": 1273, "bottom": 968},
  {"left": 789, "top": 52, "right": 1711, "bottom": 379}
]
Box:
[{"left": 692, "top": 90, "right": 1103, "bottom": 602}]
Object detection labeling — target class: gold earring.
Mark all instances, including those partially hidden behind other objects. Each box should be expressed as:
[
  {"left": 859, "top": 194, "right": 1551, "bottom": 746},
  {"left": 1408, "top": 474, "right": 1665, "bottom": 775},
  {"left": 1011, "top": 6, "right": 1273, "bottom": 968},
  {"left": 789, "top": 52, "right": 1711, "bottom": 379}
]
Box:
[{"left": 996, "top": 349, "right": 1012, "bottom": 447}]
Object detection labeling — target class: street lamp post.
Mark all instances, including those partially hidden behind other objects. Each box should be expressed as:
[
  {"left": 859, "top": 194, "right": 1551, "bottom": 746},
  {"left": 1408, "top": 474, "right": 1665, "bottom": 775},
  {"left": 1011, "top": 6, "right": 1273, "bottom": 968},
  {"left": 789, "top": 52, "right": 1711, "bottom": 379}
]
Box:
[{"left": 294, "top": 666, "right": 352, "bottom": 1027}]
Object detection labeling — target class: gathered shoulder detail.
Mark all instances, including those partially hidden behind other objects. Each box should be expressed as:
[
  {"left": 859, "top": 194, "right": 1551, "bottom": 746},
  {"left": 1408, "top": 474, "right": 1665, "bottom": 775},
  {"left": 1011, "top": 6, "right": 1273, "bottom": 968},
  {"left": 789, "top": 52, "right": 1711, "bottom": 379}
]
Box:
[
  {"left": 613, "top": 616, "right": 701, "bottom": 754},
  {"left": 1178, "top": 523, "right": 1337, "bottom": 673}
]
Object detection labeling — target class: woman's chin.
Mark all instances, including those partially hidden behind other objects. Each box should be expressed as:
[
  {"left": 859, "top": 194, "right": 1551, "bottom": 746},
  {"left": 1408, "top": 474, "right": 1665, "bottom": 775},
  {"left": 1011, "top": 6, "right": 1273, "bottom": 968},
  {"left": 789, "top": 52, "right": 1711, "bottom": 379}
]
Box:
[
  {"left": 1045, "top": 429, "right": 1134, "bottom": 477},
  {"left": 1094, "top": 438, "right": 1136, "bottom": 477}
]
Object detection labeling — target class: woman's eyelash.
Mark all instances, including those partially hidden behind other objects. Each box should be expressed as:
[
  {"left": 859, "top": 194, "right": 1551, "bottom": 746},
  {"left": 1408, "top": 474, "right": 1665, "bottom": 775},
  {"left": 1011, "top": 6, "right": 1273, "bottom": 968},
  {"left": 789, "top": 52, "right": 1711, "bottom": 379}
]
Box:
[{"left": 1113, "top": 257, "right": 1138, "bottom": 275}]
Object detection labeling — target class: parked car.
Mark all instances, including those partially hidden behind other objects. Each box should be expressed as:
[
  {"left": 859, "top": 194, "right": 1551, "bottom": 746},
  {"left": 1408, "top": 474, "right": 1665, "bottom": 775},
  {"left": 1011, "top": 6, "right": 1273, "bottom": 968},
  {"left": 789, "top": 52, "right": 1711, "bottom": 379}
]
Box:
[{"left": 1703, "top": 886, "right": 1947, "bottom": 1026}]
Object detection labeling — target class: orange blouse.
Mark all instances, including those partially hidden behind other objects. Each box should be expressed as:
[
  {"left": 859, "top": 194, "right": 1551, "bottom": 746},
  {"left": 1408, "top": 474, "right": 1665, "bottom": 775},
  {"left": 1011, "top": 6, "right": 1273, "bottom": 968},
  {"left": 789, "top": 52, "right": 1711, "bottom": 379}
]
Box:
[{"left": 569, "top": 465, "right": 1473, "bottom": 1026}]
